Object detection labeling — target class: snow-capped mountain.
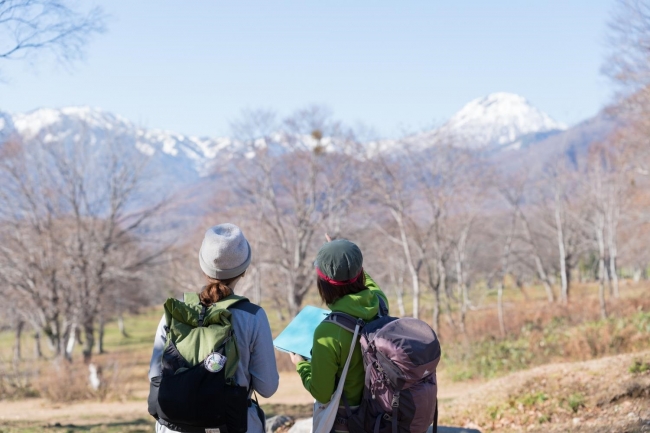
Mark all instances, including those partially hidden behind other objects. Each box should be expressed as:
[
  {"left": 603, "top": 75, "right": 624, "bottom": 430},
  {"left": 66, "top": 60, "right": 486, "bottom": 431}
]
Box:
[
  {"left": 0, "top": 111, "right": 14, "bottom": 145},
  {"left": 435, "top": 92, "right": 566, "bottom": 149},
  {"left": 0, "top": 93, "right": 571, "bottom": 184},
  {"left": 0, "top": 106, "right": 352, "bottom": 184},
  {"left": 3, "top": 106, "right": 242, "bottom": 184}
]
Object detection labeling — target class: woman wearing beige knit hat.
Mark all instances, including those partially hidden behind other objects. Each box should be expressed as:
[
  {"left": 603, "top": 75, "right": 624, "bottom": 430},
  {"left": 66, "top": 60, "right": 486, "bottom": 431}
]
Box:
[{"left": 148, "top": 223, "right": 278, "bottom": 433}]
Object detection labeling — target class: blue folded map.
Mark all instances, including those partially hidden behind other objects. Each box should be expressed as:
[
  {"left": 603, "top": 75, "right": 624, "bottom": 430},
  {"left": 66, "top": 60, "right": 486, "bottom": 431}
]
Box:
[{"left": 273, "top": 305, "right": 331, "bottom": 360}]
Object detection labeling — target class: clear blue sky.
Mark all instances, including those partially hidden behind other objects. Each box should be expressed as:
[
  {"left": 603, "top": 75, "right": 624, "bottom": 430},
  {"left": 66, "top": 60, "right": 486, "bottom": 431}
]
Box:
[{"left": 1, "top": 0, "right": 614, "bottom": 138}]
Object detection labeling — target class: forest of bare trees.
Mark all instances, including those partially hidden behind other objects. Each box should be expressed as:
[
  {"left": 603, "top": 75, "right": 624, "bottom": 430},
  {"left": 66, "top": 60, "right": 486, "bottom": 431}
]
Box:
[
  {"left": 1, "top": 0, "right": 649, "bottom": 381},
  {"left": 2, "top": 78, "right": 648, "bottom": 366},
  {"left": 204, "top": 105, "right": 648, "bottom": 339},
  {"left": 0, "top": 134, "right": 173, "bottom": 364}
]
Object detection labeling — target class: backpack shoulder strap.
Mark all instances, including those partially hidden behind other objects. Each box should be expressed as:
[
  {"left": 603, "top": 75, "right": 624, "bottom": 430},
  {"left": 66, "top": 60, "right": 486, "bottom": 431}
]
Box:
[
  {"left": 229, "top": 300, "right": 262, "bottom": 316},
  {"left": 377, "top": 295, "right": 389, "bottom": 317},
  {"left": 323, "top": 312, "right": 363, "bottom": 333},
  {"left": 213, "top": 294, "right": 249, "bottom": 310},
  {"left": 182, "top": 293, "right": 249, "bottom": 310},
  {"left": 325, "top": 294, "right": 388, "bottom": 333}
]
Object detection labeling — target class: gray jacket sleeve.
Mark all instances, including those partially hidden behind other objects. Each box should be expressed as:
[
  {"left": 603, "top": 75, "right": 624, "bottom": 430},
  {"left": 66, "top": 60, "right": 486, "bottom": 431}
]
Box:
[
  {"left": 148, "top": 314, "right": 166, "bottom": 381},
  {"left": 248, "top": 308, "right": 279, "bottom": 398}
]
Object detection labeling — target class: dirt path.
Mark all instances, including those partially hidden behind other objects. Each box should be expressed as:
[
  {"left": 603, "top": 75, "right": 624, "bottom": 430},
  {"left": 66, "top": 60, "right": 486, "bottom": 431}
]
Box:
[
  {"left": 257, "top": 370, "right": 476, "bottom": 405},
  {"left": 0, "top": 370, "right": 478, "bottom": 426},
  {"left": 0, "top": 399, "right": 148, "bottom": 425}
]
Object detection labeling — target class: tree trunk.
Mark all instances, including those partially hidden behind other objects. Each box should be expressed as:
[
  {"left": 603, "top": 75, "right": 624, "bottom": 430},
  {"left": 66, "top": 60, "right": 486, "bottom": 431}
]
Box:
[
  {"left": 596, "top": 216, "right": 608, "bottom": 319},
  {"left": 13, "top": 321, "right": 24, "bottom": 365},
  {"left": 97, "top": 316, "right": 105, "bottom": 355},
  {"left": 409, "top": 267, "right": 420, "bottom": 319},
  {"left": 389, "top": 265, "right": 406, "bottom": 317},
  {"left": 427, "top": 260, "right": 441, "bottom": 335},
  {"left": 34, "top": 330, "right": 43, "bottom": 359},
  {"left": 555, "top": 190, "right": 569, "bottom": 304},
  {"left": 396, "top": 286, "right": 405, "bottom": 317},
  {"left": 254, "top": 266, "right": 262, "bottom": 306},
  {"left": 65, "top": 322, "right": 77, "bottom": 361},
  {"left": 498, "top": 204, "right": 518, "bottom": 337},
  {"left": 564, "top": 260, "right": 573, "bottom": 302},
  {"left": 608, "top": 239, "right": 620, "bottom": 299},
  {"left": 50, "top": 320, "right": 62, "bottom": 356},
  {"left": 605, "top": 191, "right": 620, "bottom": 299},
  {"left": 287, "top": 283, "right": 299, "bottom": 318},
  {"left": 598, "top": 261, "right": 607, "bottom": 319},
  {"left": 530, "top": 254, "right": 553, "bottom": 303},
  {"left": 118, "top": 314, "right": 128, "bottom": 338},
  {"left": 439, "top": 259, "right": 456, "bottom": 330},
  {"left": 497, "top": 282, "right": 506, "bottom": 337},
  {"left": 83, "top": 320, "right": 95, "bottom": 363},
  {"left": 519, "top": 212, "right": 554, "bottom": 303},
  {"left": 433, "top": 286, "right": 440, "bottom": 335},
  {"left": 455, "top": 252, "right": 467, "bottom": 333},
  {"left": 633, "top": 267, "right": 642, "bottom": 283},
  {"left": 598, "top": 269, "right": 608, "bottom": 320},
  {"left": 392, "top": 210, "right": 420, "bottom": 319}
]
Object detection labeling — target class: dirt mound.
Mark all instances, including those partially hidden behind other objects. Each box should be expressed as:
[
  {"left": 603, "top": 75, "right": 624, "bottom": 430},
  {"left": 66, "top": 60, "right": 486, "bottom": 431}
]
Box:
[{"left": 440, "top": 350, "right": 650, "bottom": 432}]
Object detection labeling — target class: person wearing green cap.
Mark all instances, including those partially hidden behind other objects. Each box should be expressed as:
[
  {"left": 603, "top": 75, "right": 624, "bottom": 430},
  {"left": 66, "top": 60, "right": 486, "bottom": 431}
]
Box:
[{"left": 289, "top": 237, "right": 388, "bottom": 432}]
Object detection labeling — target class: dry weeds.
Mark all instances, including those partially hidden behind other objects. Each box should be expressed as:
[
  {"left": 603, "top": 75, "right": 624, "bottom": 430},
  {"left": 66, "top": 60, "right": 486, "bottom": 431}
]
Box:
[{"left": 440, "top": 349, "right": 650, "bottom": 432}]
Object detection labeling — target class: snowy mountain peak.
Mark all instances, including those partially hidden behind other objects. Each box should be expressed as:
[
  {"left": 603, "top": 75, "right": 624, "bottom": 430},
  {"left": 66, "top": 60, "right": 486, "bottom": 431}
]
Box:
[
  {"left": 1, "top": 93, "right": 571, "bottom": 184},
  {"left": 439, "top": 92, "right": 566, "bottom": 148},
  {"left": 12, "top": 106, "right": 133, "bottom": 140}
]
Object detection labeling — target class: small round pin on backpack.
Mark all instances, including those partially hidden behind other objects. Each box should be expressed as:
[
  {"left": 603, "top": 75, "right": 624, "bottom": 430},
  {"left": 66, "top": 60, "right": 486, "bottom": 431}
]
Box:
[{"left": 204, "top": 352, "right": 227, "bottom": 373}]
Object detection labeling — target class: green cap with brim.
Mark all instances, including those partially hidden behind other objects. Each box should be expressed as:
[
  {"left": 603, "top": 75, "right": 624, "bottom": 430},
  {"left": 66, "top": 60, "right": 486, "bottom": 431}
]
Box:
[{"left": 315, "top": 239, "right": 363, "bottom": 283}]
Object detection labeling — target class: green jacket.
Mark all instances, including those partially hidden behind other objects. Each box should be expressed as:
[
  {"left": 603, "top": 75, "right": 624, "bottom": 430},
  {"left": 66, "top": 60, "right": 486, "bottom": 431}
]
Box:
[{"left": 296, "top": 273, "right": 388, "bottom": 405}]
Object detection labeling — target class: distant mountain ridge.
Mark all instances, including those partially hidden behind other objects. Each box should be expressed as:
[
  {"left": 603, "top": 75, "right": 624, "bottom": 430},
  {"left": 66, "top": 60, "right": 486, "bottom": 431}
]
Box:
[
  {"left": 0, "top": 93, "right": 611, "bottom": 185},
  {"left": 5, "top": 106, "right": 241, "bottom": 183}
]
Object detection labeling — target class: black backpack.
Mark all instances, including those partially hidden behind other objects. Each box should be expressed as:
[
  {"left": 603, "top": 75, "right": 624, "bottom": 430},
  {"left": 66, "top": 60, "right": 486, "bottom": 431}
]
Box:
[{"left": 148, "top": 294, "right": 263, "bottom": 433}]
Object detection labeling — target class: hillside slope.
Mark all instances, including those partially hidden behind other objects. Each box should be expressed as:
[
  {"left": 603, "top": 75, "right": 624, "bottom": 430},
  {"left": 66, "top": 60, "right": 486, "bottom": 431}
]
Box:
[{"left": 441, "top": 350, "right": 650, "bottom": 433}]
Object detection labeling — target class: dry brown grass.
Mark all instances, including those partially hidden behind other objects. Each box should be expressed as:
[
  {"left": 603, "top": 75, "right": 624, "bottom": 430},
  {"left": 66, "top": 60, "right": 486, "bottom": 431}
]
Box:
[
  {"left": 440, "top": 350, "right": 650, "bottom": 432},
  {"left": 32, "top": 355, "right": 141, "bottom": 403},
  {"left": 436, "top": 282, "right": 650, "bottom": 381},
  {"left": 438, "top": 282, "right": 650, "bottom": 344}
]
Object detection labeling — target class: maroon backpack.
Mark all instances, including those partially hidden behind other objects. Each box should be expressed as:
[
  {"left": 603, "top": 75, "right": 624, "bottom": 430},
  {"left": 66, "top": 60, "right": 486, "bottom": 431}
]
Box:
[{"left": 325, "top": 297, "right": 440, "bottom": 433}]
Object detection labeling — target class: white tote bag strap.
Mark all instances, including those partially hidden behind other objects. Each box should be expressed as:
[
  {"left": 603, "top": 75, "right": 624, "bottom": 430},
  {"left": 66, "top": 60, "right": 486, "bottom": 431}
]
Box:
[
  {"left": 338, "top": 320, "right": 360, "bottom": 383},
  {"left": 311, "top": 320, "right": 361, "bottom": 433}
]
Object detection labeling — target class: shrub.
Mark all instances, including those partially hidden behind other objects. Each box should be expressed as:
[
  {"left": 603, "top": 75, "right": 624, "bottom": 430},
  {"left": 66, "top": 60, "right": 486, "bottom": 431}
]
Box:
[
  {"left": 34, "top": 357, "right": 134, "bottom": 403},
  {"left": 0, "top": 369, "right": 39, "bottom": 400},
  {"left": 629, "top": 359, "right": 650, "bottom": 374},
  {"left": 566, "top": 393, "right": 585, "bottom": 413}
]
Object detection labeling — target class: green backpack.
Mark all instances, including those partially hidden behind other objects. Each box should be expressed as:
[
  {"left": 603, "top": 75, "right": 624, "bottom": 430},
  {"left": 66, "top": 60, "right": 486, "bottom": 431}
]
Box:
[{"left": 148, "top": 294, "right": 250, "bottom": 433}]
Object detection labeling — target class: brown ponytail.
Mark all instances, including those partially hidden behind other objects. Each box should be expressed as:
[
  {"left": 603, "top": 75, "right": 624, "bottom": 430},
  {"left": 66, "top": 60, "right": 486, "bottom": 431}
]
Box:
[{"left": 199, "top": 272, "right": 245, "bottom": 306}]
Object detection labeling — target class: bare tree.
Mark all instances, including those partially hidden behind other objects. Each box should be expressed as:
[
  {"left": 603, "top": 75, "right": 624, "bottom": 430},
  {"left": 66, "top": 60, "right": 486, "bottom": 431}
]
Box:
[
  {"left": 0, "top": 129, "right": 172, "bottom": 362},
  {"left": 227, "top": 106, "right": 359, "bottom": 317},
  {"left": 496, "top": 180, "right": 523, "bottom": 337},
  {"left": 605, "top": 0, "right": 650, "bottom": 97},
  {"left": 416, "top": 144, "right": 485, "bottom": 333},
  {"left": 363, "top": 146, "right": 431, "bottom": 320},
  {"left": 500, "top": 173, "right": 556, "bottom": 304},
  {"left": 0, "top": 0, "right": 105, "bottom": 72}
]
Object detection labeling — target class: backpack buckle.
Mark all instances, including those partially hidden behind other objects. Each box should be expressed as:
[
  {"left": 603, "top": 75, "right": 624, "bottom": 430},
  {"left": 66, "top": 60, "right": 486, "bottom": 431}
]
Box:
[
  {"left": 198, "top": 304, "right": 207, "bottom": 327},
  {"left": 391, "top": 393, "right": 400, "bottom": 408}
]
